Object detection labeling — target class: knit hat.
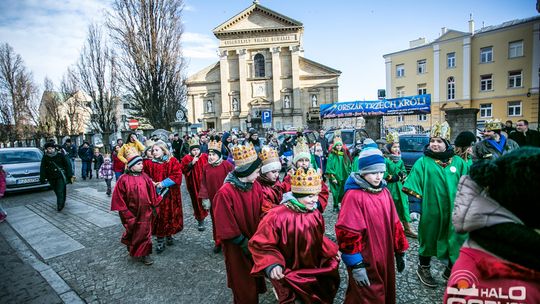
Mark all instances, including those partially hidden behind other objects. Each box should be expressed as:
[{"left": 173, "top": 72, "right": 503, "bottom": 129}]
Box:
[
  {"left": 357, "top": 147, "right": 386, "bottom": 175},
  {"left": 454, "top": 131, "right": 476, "bottom": 148},
  {"left": 291, "top": 168, "right": 322, "bottom": 195},
  {"left": 127, "top": 154, "right": 143, "bottom": 169},
  {"left": 232, "top": 143, "right": 261, "bottom": 177},
  {"left": 259, "top": 146, "right": 281, "bottom": 174},
  {"left": 469, "top": 147, "right": 540, "bottom": 228},
  {"left": 362, "top": 138, "right": 378, "bottom": 150},
  {"left": 44, "top": 142, "right": 56, "bottom": 149},
  {"left": 293, "top": 138, "right": 311, "bottom": 164}
]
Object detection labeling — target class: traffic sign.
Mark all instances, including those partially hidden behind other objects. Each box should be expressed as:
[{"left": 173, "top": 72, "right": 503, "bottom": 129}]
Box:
[
  {"left": 261, "top": 110, "right": 272, "bottom": 128},
  {"left": 128, "top": 119, "right": 139, "bottom": 130}
]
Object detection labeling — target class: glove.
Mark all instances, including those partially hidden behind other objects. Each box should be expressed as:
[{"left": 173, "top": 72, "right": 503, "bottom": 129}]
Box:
[
  {"left": 395, "top": 253, "right": 406, "bottom": 273},
  {"left": 351, "top": 266, "right": 370, "bottom": 287},
  {"left": 410, "top": 212, "right": 421, "bottom": 222},
  {"left": 398, "top": 171, "right": 406, "bottom": 181},
  {"left": 202, "top": 199, "right": 211, "bottom": 211},
  {"left": 386, "top": 175, "right": 400, "bottom": 183}
]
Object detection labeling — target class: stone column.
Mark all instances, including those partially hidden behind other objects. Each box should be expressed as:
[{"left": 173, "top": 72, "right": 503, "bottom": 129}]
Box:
[
  {"left": 444, "top": 108, "right": 479, "bottom": 143},
  {"left": 237, "top": 49, "right": 248, "bottom": 116},
  {"left": 219, "top": 50, "right": 230, "bottom": 130},
  {"left": 290, "top": 46, "right": 302, "bottom": 125},
  {"left": 271, "top": 47, "right": 281, "bottom": 113}
]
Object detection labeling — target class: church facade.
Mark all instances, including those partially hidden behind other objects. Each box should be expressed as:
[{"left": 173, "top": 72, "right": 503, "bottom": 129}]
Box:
[{"left": 186, "top": 2, "right": 341, "bottom": 131}]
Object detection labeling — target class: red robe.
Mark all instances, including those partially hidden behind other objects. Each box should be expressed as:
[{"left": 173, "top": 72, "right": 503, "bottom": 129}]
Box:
[
  {"left": 180, "top": 153, "right": 209, "bottom": 221},
  {"left": 198, "top": 160, "right": 234, "bottom": 246},
  {"left": 257, "top": 176, "right": 283, "bottom": 214},
  {"left": 282, "top": 174, "right": 329, "bottom": 211},
  {"left": 111, "top": 172, "right": 157, "bottom": 257},
  {"left": 213, "top": 180, "right": 266, "bottom": 304},
  {"left": 335, "top": 188, "right": 409, "bottom": 304},
  {"left": 250, "top": 205, "right": 340, "bottom": 303},
  {"left": 143, "top": 158, "right": 184, "bottom": 237}
]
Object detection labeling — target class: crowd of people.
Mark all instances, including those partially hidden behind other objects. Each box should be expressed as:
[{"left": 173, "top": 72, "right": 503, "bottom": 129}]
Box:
[{"left": 32, "top": 118, "right": 539, "bottom": 303}]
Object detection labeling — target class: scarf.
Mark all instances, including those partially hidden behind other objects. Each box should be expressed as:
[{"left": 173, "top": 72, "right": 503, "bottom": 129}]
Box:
[
  {"left": 257, "top": 174, "right": 277, "bottom": 187},
  {"left": 486, "top": 135, "right": 507, "bottom": 153},
  {"left": 210, "top": 158, "right": 223, "bottom": 167},
  {"left": 423, "top": 145, "right": 455, "bottom": 163},
  {"left": 224, "top": 172, "right": 253, "bottom": 191},
  {"left": 152, "top": 154, "right": 170, "bottom": 164},
  {"left": 471, "top": 222, "right": 540, "bottom": 272},
  {"left": 344, "top": 172, "right": 386, "bottom": 193},
  {"left": 281, "top": 193, "right": 309, "bottom": 213},
  {"left": 389, "top": 154, "right": 401, "bottom": 163}
]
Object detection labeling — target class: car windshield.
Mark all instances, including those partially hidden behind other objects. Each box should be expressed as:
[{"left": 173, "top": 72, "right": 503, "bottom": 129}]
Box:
[
  {"left": 399, "top": 137, "right": 429, "bottom": 152},
  {"left": 326, "top": 131, "right": 354, "bottom": 146},
  {"left": 0, "top": 150, "right": 43, "bottom": 164}
]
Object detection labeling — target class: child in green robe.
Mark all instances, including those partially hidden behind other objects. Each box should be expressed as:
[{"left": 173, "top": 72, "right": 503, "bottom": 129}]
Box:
[{"left": 325, "top": 135, "right": 351, "bottom": 212}]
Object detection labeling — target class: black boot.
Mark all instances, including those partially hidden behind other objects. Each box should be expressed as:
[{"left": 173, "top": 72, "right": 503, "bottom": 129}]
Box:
[
  {"left": 156, "top": 237, "right": 165, "bottom": 253},
  {"left": 416, "top": 264, "right": 437, "bottom": 288},
  {"left": 106, "top": 188, "right": 111, "bottom": 196},
  {"left": 166, "top": 236, "right": 175, "bottom": 246}
]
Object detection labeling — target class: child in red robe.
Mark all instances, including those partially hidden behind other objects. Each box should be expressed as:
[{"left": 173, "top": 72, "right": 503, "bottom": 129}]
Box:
[
  {"left": 335, "top": 146, "right": 409, "bottom": 304},
  {"left": 250, "top": 168, "right": 341, "bottom": 303},
  {"left": 180, "top": 136, "right": 209, "bottom": 231},
  {"left": 282, "top": 138, "right": 329, "bottom": 212},
  {"left": 213, "top": 143, "right": 266, "bottom": 304},
  {"left": 111, "top": 154, "right": 158, "bottom": 265},
  {"left": 257, "top": 146, "right": 283, "bottom": 214},
  {"left": 143, "top": 141, "right": 184, "bottom": 253},
  {"left": 198, "top": 136, "right": 234, "bottom": 253}
]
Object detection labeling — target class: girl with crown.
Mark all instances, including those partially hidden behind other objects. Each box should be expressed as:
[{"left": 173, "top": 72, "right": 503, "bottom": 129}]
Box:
[
  {"left": 213, "top": 143, "right": 266, "bottom": 303},
  {"left": 336, "top": 146, "right": 409, "bottom": 304},
  {"left": 326, "top": 135, "right": 352, "bottom": 212},
  {"left": 198, "top": 136, "right": 234, "bottom": 253},
  {"left": 143, "top": 141, "right": 184, "bottom": 253},
  {"left": 111, "top": 153, "right": 158, "bottom": 265},
  {"left": 180, "top": 136, "right": 209, "bottom": 231},
  {"left": 281, "top": 138, "right": 330, "bottom": 212},
  {"left": 402, "top": 121, "right": 468, "bottom": 288},
  {"left": 383, "top": 132, "right": 417, "bottom": 238},
  {"left": 250, "top": 168, "right": 340, "bottom": 303},
  {"left": 257, "top": 146, "right": 284, "bottom": 214}
]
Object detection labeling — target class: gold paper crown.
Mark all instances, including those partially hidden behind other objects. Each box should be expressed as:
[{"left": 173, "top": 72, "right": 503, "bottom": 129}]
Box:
[
  {"left": 232, "top": 143, "right": 258, "bottom": 167},
  {"left": 188, "top": 137, "right": 200, "bottom": 148},
  {"left": 259, "top": 146, "right": 280, "bottom": 166},
  {"left": 291, "top": 168, "right": 322, "bottom": 194},
  {"left": 430, "top": 121, "right": 451, "bottom": 140},
  {"left": 208, "top": 139, "right": 222, "bottom": 152},
  {"left": 485, "top": 119, "right": 503, "bottom": 131},
  {"left": 386, "top": 131, "right": 399, "bottom": 144},
  {"left": 293, "top": 137, "right": 310, "bottom": 157}
]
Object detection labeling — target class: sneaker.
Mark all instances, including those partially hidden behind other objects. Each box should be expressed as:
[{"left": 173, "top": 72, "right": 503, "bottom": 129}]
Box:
[
  {"left": 213, "top": 245, "right": 222, "bottom": 254},
  {"left": 197, "top": 220, "right": 206, "bottom": 231},
  {"left": 416, "top": 265, "right": 437, "bottom": 288},
  {"left": 141, "top": 256, "right": 153, "bottom": 265},
  {"left": 166, "top": 236, "right": 175, "bottom": 246},
  {"left": 442, "top": 266, "right": 451, "bottom": 281}
]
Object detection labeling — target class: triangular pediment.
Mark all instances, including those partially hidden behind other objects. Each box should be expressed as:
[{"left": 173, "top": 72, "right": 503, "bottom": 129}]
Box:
[
  {"left": 249, "top": 97, "right": 272, "bottom": 107},
  {"left": 299, "top": 57, "right": 341, "bottom": 77},
  {"left": 213, "top": 3, "right": 302, "bottom": 35},
  {"left": 434, "top": 30, "right": 470, "bottom": 42},
  {"left": 186, "top": 62, "right": 220, "bottom": 84}
]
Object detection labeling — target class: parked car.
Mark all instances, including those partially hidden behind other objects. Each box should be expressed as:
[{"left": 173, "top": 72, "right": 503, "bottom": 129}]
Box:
[
  {"left": 276, "top": 130, "right": 317, "bottom": 147},
  {"left": 396, "top": 125, "right": 425, "bottom": 135},
  {"left": 399, "top": 134, "right": 430, "bottom": 171},
  {"left": 324, "top": 128, "right": 369, "bottom": 156},
  {"left": 0, "top": 147, "right": 49, "bottom": 193}
]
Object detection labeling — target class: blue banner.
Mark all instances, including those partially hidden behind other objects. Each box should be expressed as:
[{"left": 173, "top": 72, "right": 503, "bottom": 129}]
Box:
[{"left": 319, "top": 94, "right": 431, "bottom": 119}]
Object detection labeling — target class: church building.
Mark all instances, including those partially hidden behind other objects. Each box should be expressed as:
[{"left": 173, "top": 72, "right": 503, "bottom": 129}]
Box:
[{"left": 186, "top": 1, "right": 341, "bottom": 131}]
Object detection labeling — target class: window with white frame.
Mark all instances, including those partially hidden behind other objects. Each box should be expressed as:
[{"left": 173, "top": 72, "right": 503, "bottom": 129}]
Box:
[
  {"left": 447, "top": 77, "right": 455, "bottom": 100},
  {"left": 397, "top": 115, "right": 405, "bottom": 122},
  {"left": 447, "top": 52, "right": 456, "bottom": 68},
  {"left": 396, "top": 64, "right": 405, "bottom": 77},
  {"left": 508, "top": 40, "right": 523, "bottom": 58},
  {"left": 480, "top": 74, "right": 493, "bottom": 91},
  {"left": 508, "top": 71, "right": 522, "bottom": 88},
  {"left": 480, "top": 103, "right": 492, "bottom": 118},
  {"left": 508, "top": 101, "right": 522, "bottom": 116},
  {"left": 418, "top": 114, "right": 427, "bottom": 121},
  {"left": 417, "top": 59, "right": 426, "bottom": 74},
  {"left": 480, "top": 47, "right": 493, "bottom": 63},
  {"left": 417, "top": 84, "right": 427, "bottom": 95},
  {"left": 396, "top": 87, "right": 405, "bottom": 97},
  {"left": 254, "top": 53, "right": 265, "bottom": 77}
]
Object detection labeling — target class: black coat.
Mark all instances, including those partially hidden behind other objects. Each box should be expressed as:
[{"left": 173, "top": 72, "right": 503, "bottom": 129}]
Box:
[
  {"left": 509, "top": 130, "right": 540, "bottom": 147},
  {"left": 78, "top": 146, "right": 93, "bottom": 162},
  {"left": 93, "top": 154, "right": 104, "bottom": 170},
  {"left": 40, "top": 152, "right": 73, "bottom": 183}
]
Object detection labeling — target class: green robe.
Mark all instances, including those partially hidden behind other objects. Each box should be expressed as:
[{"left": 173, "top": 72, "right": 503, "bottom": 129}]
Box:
[
  {"left": 383, "top": 157, "right": 410, "bottom": 222},
  {"left": 325, "top": 151, "right": 351, "bottom": 207},
  {"left": 402, "top": 155, "right": 468, "bottom": 263}
]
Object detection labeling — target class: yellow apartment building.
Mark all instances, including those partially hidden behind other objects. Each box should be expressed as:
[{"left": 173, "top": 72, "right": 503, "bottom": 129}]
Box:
[{"left": 383, "top": 16, "right": 540, "bottom": 131}]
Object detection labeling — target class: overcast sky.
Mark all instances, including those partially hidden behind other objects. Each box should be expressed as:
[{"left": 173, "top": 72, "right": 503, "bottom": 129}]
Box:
[{"left": 0, "top": 0, "right": 536, "bottom": 101}]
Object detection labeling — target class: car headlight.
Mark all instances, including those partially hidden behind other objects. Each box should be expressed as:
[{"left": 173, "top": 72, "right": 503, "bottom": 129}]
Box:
[{"left": 5, "top": 171, "right": 13, "bottom": 178}]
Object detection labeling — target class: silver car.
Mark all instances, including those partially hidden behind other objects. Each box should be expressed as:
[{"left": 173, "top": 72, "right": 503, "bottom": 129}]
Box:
[{"left": 0, "top": 147, "right": 49, "bottom": 193}]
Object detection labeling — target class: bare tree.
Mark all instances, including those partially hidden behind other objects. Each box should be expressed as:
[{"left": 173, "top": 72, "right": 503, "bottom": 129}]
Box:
[
  {"left": 41, "top": 77, "right": 67, "bottom": 139},
  {"left": 108, "top": 0, "right": 188, "bottom": 129},
  {"left": 0, "top": 42, "right": 39, "bottom": 143},
  {"left": 75, "top": 24, "right": 119, "bottom": 151},
  {"left": 60, "top": 68, "right": 86, "bottom": 136}
]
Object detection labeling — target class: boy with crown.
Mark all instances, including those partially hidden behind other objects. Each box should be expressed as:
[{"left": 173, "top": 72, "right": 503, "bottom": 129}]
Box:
[
  {"left": 250, "top": 168, "right": 341, "bottom": 303},
  {"left": 180, "top": 136, "right": 209, "bottom": 231},
  {"left": 336, "top": 144, "right": 409, "bottom": 304},
  {"left": 198, "top": 135, "right": 234, "bottom": 253},
  {"left": 384, "top": 131, "right": 417, "bottom": 238},
  {"left": 111, "top": 152, "right": 158, "bottom": 265},
  {"left": 281, "top": 138, "right": 330, "bottom": 212},
  {"left": 326, "top": 134, "right": 352, "bottom": 212},
  {"left": 257, "top": 146, "right": 283, "bottom": 214},
  {"left": 213, "top": 143, "right": 266, "bottom": 303},
  {"left": 473, "top": 119, "right": 519, "bottom": 161},
  {"left": 402, "top": 121, "right": 468, "bottom": 288}
]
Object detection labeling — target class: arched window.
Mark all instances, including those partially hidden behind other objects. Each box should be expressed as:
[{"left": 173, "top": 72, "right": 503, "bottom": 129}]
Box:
[
  {"left": 447, "top": 76, "right": 455, "bottom": 100},
  {"left": 254, "top": 53, "right": 265, "bottom": 77}
]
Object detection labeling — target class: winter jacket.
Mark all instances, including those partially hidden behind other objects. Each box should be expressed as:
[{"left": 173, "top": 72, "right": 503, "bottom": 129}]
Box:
[
  {"left": 112, "top": 153, "right": 125, "bottom": 173},
  {"left": 62, "top": 143, "right": 77, "bottom": 159},
  {"left": 98, "top": 162, "right": 114, "bottom": 180},
  {"left": 0, "top": 166, "right": 6, "bottom": 197},
  {"left": 509, "top": 129, "right": 540, "bottom": 147},
  {"left": 117, "top": 141, "right": 145, "bottom": 164},
  {"left": 472, "top": 136, "right": 519, "bottom": 161},
  {"left": 40, "top": 152, "right": 73, "bottom": 183},
  {"left": 93, "top": 154, "right": 104, "bottom": 170},
  {"left": 78, "top": 146, "right": 93, "bottom": 162}
]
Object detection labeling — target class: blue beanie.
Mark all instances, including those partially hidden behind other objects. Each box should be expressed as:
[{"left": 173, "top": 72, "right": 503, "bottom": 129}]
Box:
[
  {"left": 362, "top": 138, "right": 378, "bottom": 150},
  {"left": 357, "top": 147, "right": 386, "bottom": 175}
]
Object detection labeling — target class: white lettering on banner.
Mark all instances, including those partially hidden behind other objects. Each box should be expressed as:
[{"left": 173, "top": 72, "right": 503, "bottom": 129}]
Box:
[{"left": 222, "top": 35, "right": 297, "bottom": 46}]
